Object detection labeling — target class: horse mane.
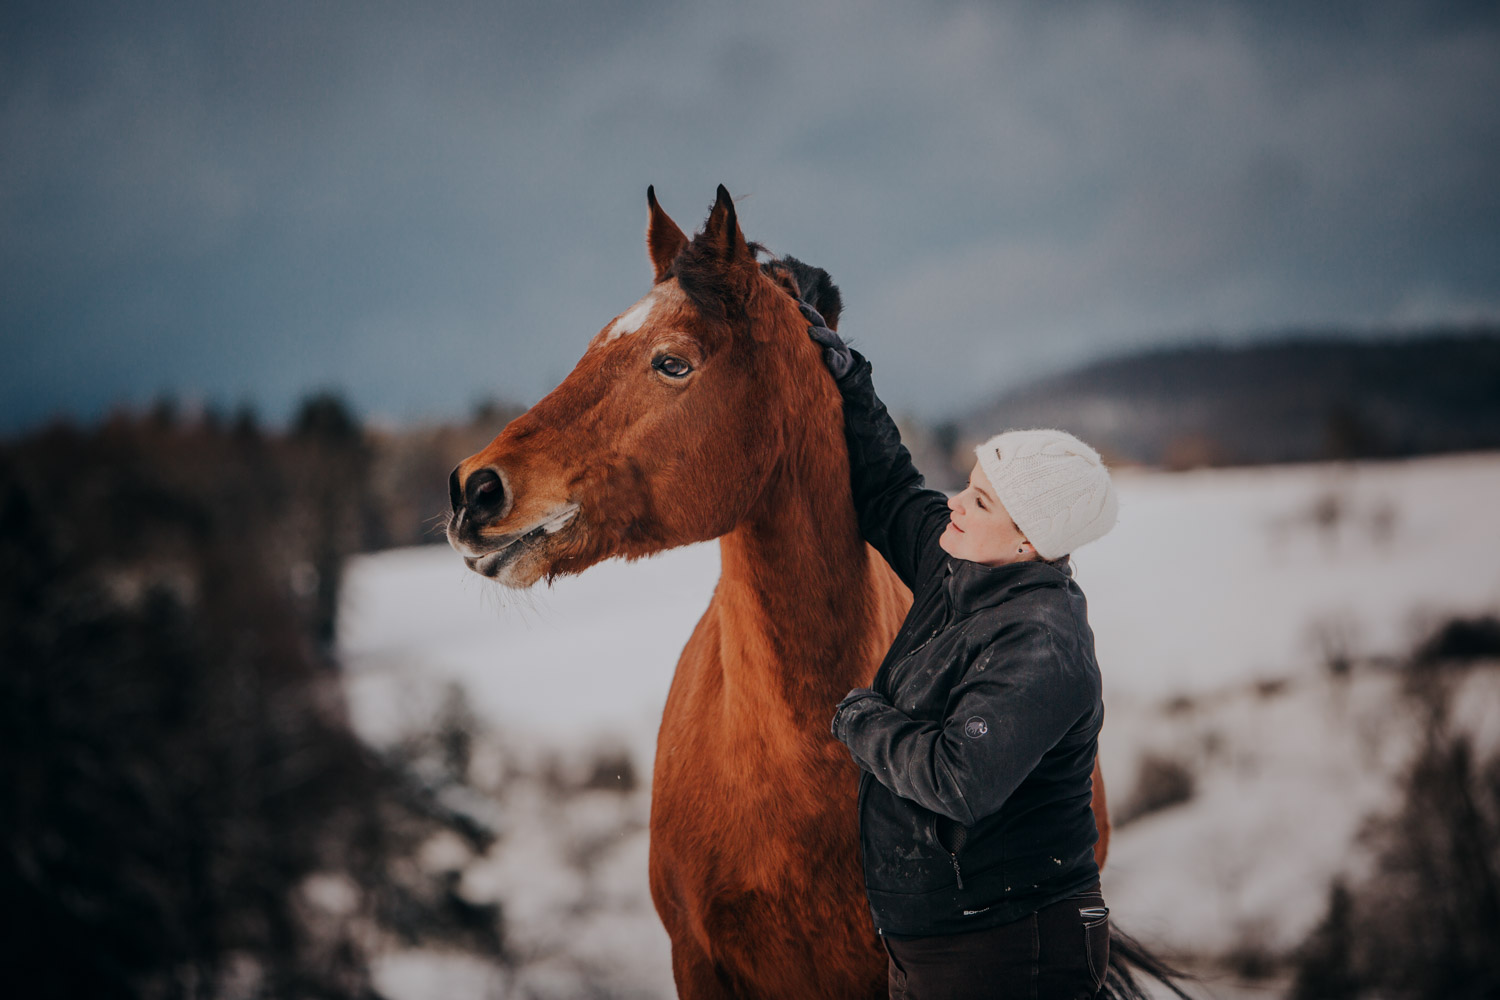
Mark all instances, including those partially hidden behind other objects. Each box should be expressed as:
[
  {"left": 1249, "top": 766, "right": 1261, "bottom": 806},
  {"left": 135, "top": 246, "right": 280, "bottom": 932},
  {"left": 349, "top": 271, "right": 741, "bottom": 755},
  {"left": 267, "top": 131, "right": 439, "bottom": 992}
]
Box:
[{"left": 666, "top": 225, "right": 844, "bottom": 332}]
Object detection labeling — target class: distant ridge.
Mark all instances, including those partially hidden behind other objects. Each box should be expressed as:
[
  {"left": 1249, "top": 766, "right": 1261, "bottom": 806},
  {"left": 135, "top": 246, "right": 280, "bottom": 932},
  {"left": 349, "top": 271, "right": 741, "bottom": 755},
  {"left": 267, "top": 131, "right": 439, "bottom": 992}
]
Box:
[{"left": 960, "top": 328, "right": 1500, "bottom": 468}]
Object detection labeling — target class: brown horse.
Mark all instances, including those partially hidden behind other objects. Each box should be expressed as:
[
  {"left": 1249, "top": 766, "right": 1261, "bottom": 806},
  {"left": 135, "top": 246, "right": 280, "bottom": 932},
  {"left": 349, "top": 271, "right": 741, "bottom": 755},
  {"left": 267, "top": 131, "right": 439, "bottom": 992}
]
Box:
[{"left": 449, "top": 187, "right": 1118, "bottom": 998}]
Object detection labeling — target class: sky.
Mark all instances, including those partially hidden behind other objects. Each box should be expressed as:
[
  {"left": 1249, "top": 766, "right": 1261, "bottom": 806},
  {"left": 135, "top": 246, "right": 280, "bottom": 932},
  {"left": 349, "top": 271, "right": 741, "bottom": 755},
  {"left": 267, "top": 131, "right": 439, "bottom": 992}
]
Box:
[{"left": 3, "top": 0, "right": 1498, "bottom": 431}]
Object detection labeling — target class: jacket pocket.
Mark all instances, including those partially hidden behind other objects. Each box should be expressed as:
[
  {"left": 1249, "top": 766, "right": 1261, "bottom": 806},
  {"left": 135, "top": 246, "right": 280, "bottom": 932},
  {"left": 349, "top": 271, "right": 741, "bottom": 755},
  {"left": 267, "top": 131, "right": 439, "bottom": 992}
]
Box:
[
  {"left": 934, "top": 816, "right": 969, "bottom": 890},
  {"left": 862, "top": 792, "right": 956, "bottom": 893}
]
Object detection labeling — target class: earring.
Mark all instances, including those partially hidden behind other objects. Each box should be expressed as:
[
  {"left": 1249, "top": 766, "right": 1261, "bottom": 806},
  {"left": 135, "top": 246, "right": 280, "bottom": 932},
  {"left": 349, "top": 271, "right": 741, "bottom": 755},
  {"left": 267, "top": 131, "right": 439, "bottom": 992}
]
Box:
[{"left": 1017, "top": 546, "right": 1025, "bottom": 553}]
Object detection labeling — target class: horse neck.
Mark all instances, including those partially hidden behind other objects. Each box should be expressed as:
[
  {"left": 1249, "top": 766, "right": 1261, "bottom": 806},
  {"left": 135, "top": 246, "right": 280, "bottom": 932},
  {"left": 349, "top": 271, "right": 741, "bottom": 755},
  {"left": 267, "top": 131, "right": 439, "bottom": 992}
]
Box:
[{"left": 714, "top": 399, "right": 883, "bottom": 728}]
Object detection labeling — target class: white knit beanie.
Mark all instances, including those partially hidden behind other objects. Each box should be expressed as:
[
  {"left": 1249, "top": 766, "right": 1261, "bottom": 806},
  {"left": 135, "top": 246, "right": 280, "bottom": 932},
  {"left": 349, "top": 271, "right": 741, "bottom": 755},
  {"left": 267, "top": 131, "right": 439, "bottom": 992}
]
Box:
[{"left": 973, "top": 429, "right": 1118, "bottom": 560}]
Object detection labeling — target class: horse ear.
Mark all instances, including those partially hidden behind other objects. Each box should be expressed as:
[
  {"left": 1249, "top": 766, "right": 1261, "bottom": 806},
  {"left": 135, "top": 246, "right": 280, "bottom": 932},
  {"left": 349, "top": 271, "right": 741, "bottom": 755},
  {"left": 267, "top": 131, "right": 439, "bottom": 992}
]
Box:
[
  {"left": 646, "top": 185, "right": 688, "bottom": 281},
  {"left": 702, "top": 184, "right": 751, "bottom": 263}
]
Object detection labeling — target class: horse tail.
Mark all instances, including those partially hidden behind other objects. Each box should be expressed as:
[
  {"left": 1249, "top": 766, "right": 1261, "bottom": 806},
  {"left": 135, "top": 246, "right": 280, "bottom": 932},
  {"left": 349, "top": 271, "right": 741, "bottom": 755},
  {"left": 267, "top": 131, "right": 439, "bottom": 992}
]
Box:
[{"left": 1101, "top": 924, "right": 1197, "bottom": 1000}]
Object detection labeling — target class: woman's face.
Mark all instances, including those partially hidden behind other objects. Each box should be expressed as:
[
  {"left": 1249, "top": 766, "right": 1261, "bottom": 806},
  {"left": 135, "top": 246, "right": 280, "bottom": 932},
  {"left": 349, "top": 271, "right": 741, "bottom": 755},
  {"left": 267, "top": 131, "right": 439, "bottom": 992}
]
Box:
[{"left": 939, "top": 461, "right": 1038, "bottom": 566}]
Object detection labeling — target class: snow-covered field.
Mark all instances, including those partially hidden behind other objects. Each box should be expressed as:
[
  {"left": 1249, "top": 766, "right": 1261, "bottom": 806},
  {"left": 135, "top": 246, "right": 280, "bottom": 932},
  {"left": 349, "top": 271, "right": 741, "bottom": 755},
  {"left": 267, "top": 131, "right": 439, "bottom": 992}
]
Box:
[{"left": 338, "top": 452, "right": 1500, "bottom": 999}]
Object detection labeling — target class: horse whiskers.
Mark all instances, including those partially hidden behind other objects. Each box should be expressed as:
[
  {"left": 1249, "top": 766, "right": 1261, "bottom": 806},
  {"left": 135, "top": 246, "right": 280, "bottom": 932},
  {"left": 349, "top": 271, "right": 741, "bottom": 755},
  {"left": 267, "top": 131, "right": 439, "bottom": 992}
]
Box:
[
  {"left": 477, "top": 571, "right": 548, "bottom": 621},
  {"left": 426, "top": 510, "right": 456, "bottom": 541}
]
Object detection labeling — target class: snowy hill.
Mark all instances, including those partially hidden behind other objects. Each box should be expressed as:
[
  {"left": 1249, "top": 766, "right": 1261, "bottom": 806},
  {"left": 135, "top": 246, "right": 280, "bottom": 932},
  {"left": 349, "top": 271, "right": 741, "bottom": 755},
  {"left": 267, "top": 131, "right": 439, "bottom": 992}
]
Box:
[{"left": 338, "top": 452, "right": 1500, "bottom": 999}]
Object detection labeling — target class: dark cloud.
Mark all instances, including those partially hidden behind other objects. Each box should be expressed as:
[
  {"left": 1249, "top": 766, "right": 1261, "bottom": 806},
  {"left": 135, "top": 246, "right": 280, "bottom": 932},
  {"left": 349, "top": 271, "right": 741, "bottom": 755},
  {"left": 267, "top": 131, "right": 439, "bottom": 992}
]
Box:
[{"left": 3, "top": 0, "right": 1498, "bottom": 430}]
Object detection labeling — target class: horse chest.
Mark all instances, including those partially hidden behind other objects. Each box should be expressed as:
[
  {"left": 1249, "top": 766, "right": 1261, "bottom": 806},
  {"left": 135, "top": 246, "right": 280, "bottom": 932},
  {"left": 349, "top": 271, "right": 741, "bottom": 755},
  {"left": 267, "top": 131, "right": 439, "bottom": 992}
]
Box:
[
  {"left": 648, "top": 753, "right": 878, "bottom": 997},
  {"left": 653, "top": 741, "right": 848, "bottom": 847},
  {"left": 652, "top": 702, "right": 857, "bottom": 890},
  {"left": 648, "top": 610, "right": 885, "bottom": 995}
]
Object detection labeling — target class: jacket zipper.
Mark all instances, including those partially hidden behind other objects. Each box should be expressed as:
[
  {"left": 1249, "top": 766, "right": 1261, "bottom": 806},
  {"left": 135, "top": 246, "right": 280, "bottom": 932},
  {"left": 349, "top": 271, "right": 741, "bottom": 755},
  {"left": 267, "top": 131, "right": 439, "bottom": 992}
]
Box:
[
  {"left": 907, "top": 574, "right": 965, "bottom": 894},
  {"left": 906, "top": 585, "right": 956, "bottom": 658}
]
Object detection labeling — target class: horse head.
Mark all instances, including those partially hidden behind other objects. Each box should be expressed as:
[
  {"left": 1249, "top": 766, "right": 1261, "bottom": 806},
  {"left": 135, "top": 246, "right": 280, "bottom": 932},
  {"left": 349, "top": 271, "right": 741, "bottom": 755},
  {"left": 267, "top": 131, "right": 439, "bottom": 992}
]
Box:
[{"left": 448, "top": 185, "right": 847, "bottom": 587}]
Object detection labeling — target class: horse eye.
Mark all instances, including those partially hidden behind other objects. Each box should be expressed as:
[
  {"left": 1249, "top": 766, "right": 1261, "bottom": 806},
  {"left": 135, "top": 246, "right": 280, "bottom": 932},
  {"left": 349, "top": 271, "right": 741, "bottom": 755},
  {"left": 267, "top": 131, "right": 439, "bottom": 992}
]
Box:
[{"left": 654, "top": 355, "right": 692, "bottom": 378}]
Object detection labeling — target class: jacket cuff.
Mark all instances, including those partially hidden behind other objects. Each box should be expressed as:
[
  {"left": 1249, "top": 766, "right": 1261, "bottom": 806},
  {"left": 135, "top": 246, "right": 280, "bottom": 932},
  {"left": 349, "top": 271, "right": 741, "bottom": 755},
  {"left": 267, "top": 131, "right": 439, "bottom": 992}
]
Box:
[
  {"left": 834, "top": 349, "right": 873, "bottom": 392},
  {"left": 831, "top": 687, "right": 887, "bottom": 743}
]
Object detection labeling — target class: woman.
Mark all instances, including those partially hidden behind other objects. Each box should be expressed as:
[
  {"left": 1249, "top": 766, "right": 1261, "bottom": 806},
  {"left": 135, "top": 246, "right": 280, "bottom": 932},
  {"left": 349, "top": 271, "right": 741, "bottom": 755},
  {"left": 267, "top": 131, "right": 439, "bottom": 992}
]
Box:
[{"left": 805, "top": 306, "right": 1118, "bottom": 1000}]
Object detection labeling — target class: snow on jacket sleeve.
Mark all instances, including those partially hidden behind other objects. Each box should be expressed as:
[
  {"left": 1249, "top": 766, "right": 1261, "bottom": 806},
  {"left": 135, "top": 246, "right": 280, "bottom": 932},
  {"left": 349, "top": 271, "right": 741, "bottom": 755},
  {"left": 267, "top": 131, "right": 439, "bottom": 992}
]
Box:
[
  {"left": 835, "top": 622, "right": 1092, "bottom": 826},
  {"left": 834, "top": 350, "right": 953, "bottom": 590}
]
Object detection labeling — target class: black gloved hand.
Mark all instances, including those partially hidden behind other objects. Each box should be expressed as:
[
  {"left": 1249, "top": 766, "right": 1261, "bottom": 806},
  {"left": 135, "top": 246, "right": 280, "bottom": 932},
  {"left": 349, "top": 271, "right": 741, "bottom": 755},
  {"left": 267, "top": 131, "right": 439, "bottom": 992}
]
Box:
[
  {"left": 830, "top": 687, "right": 885, "bottom": 743},
  {"left": 799, "top": 302, "right": 855, "bottom": 381}
]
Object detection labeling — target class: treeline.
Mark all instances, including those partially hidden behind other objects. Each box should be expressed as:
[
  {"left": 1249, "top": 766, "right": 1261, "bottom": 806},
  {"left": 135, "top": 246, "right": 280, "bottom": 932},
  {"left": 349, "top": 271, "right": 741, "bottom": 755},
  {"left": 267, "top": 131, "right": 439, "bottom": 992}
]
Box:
[
  {"left": 0, "top": 400, "right": 510, "bottom": 999},
  {"left": 957, "top": 328, "right": 1500, "bottom": 471},
  {"left": 6, "top": 394, "right": 527, "bottom": 553}
]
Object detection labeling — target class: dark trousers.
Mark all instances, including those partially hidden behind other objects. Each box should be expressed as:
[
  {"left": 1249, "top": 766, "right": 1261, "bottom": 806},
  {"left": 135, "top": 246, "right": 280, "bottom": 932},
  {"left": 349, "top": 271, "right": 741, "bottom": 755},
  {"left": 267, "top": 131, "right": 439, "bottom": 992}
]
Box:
[{"left": 882, "top": 887, "right": 1109, "bottom": 1000}]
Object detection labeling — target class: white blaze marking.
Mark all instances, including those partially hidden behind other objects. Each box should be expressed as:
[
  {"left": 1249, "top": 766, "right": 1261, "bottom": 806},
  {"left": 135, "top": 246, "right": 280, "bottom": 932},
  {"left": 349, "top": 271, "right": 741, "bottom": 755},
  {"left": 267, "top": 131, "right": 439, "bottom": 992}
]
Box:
[{"left": 605, "top": 292, "right": 657, "bottom": 341}]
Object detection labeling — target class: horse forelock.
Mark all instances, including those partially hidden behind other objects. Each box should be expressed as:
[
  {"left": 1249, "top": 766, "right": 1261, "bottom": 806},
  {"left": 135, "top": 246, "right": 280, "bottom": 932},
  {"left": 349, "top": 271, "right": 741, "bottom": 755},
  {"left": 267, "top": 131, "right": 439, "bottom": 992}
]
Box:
[
  {"left": 662, "top": 238, "right": 752, "bottom": 322},
  {"left": 666, "top": 236, "right": 842, "bottom": 341}
]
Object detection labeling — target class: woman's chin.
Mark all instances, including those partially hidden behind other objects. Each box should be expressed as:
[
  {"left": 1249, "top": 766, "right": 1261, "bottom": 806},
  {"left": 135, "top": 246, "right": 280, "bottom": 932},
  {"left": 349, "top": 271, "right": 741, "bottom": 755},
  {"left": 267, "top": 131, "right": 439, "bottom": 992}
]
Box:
[{"left": 938, "top": 525, "right": 963, "bottom": 558}]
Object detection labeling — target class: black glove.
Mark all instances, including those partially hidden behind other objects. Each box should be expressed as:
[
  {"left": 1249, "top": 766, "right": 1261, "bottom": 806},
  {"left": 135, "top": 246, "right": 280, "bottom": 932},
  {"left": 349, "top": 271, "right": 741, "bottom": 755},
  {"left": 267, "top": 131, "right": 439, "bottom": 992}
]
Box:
[
  {"left": 799, "top": 302, "right": 855, "bottom": 381},
  {"left": 830, "top": 687, "right": 885, "bottom": 743}
]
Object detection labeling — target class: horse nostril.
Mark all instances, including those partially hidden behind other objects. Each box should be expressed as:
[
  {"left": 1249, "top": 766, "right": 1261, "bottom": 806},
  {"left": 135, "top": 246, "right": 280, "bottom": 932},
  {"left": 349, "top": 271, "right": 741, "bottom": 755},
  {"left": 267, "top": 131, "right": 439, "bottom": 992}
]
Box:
[
  {"left": 449, "top": 466, "right": 464, "bottom": 514},
  {"left": 464, "top": 467, "right": 505, "bottom": 513}
]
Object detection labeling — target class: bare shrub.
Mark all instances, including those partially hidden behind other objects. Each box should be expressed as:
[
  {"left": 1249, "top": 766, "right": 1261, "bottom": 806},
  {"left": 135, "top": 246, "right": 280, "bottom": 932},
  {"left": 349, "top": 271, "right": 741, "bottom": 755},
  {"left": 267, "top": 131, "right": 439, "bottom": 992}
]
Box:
[
  {"left": 1411, "top": 614, "right": 1500, "bottom": 667},
  {"left": 1254, "top": 677, "right": 1290, "bottom": 698},
  {"left": 1307, "top": 612, "right": 1361, "bottom": 678},
  {"left": 433, "top": 682, "right": 482, "bottom": 785},
  {"left": 1223, "top": 935, "right": 1280, "bottom": 982},
  {"left": 1292, "top": 730, "right": 1500, "bottom": 998},
  {"left": 1292, "top": 880, "right": 1362, "bottom": 1000},
  {"left": 1164, "top": 694, "right": 1197, "bottom": 715},
  {"left": 580, "top": 747, "right": 639, "bottom": 794},
  {"left": 1309, "top": 490, "right": 1345, "bottom": 535},
  {"left": 1116, "top": 753, "right": 1197, "bottom": 827},
  {"left": 1368, "top": 499, "right": 1398, "bottom": 546},
  {"left": 1290, "top": 622, "right": 1500, "bottom": 999}
]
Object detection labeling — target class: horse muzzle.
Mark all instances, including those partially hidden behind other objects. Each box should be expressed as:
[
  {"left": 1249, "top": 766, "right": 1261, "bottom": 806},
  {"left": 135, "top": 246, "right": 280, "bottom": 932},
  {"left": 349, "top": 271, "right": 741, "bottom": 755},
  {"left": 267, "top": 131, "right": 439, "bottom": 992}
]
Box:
[{"left": 448, "top": 499, "right": 582, "bottom": 581}]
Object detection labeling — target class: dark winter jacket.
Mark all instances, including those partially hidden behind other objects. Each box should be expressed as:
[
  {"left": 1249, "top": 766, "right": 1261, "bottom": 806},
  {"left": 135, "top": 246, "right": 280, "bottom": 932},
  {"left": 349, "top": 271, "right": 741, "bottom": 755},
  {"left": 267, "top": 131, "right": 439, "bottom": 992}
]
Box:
[{"left": 830, "top": 350, "right": 1104, "bottom": 938}]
